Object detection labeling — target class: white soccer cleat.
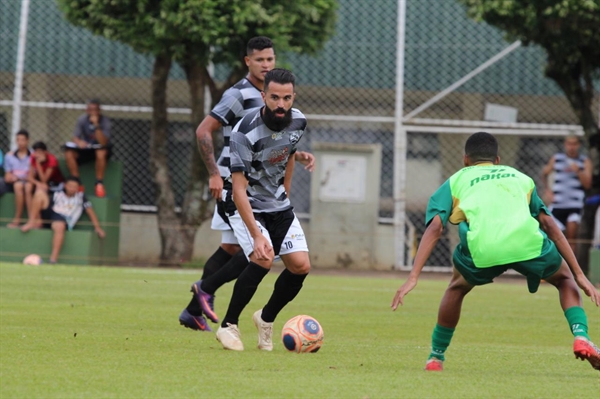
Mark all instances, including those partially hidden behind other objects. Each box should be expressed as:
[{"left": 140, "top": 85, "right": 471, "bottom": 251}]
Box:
[
  {"left": 216, "top": 323, "right": 244, "bottom": 351},
  {"left": 253, "top": 309, "right": 274, "bottom": 351}
]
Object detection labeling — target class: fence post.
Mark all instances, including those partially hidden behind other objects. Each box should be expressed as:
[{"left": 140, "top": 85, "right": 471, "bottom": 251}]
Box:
[
  {"left": 10, "top": 0, "right": 31, "bottom": 151},
  {"left": 393, "top": 0, "right": 407, "bottom": 269}
]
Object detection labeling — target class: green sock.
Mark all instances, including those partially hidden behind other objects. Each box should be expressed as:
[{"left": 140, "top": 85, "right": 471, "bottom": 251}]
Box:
[
  {"left": 429, "top": 324, "right": 455, "bottom": 361},
  {"left": 564, "top": 306, "right": 589, "bottom": 339}
]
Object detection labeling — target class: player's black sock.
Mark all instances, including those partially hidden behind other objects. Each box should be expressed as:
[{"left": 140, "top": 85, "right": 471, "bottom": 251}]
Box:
[
  {"left": 221, "top": 262, "right": 269, "bottom": 327},
  {"left": 201, "top": 250, "right": 248, "bottom": 294},
  {"left": 185, "top": 247, "right": 233, "bottom": 315},
  {"left": 261, "top": 269, "right": 308, "bottom": 323},
  {"left": 201, "top": 247, "right": 232, "bottom": 280}
]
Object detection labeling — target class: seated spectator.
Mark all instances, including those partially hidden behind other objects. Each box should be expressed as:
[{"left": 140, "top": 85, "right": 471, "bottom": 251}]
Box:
[
  {"left": 64, "top": 99, "right": 112, "bottom": 198},
  {"left": 21, "top": 176, "right": 105, "bottom": 264},
  {"left": 21, "top": 141, "right": 65, "bottom": 229},
  {"left": 2, "top": 130, "right": 32, "bottom": 227}
]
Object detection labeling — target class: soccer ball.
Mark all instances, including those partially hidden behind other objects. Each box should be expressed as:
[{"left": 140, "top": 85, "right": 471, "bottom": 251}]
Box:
[
  {"left": 23, "top": 254, "right": 43, "bottom": 265},
  {"left": 281, "top": 315, "right": 324, "bottom": 353}
]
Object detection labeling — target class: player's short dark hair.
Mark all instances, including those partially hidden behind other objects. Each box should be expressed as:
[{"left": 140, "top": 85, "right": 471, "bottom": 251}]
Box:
[
  {"left": 87, "top": 98, "right": 101, "bottom": 106},
  {"left": 247, "top": 36, "right": 274, "bottom": 55},
  {"left": 16, "top": 129, "right": 29, "bottom": 139},
  {"left": 465, "top": 132, "right": 498, "bottom": 161},
  {"left": 32, "top": 141, "right": 47, "bottom": 151},
  {"left": 264, "top": 68, "right": 295, "bottom": 91},
  {"left": 65, "top": 175, "right": 81, "bottom": 185}
]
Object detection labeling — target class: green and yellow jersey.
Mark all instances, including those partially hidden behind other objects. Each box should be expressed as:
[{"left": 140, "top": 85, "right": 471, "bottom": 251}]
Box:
[{"left": 425, "top": 163, "right": 550, "bottom": 268}]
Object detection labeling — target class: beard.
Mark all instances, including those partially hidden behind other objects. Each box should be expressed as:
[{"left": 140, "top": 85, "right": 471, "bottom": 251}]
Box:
[{"left": 262, "top": 106, "right": 293, "bottom": 131}]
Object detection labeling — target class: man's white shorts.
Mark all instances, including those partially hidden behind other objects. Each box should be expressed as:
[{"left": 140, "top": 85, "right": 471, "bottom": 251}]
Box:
[
  {"left": 210, "top": 204, "right": 238, "bottom": 245},
  {"left": 228, "top": 209, "right": 308, "bottom": 259}
]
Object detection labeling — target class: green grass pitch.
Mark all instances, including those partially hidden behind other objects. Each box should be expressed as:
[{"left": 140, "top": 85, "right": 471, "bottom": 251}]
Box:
[{"left": 1, "top": 262, "right": 598, "bottom": 398}]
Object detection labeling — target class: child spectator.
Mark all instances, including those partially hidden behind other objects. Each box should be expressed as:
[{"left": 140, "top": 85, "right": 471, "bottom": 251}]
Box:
[
  {"left": 21, "top": 141, "right": 65, "bottom": 230},
  {"left": 21, "top": 176, "right": 105, "bottom": 263},
  {"left": 3, "top": 130, "right": 32, "bottom": 227}
]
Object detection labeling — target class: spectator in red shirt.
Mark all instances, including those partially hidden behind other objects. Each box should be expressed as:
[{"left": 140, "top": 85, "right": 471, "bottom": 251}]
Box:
[{"left": 21, "top": 141, "right": 64, "bottom": 230}]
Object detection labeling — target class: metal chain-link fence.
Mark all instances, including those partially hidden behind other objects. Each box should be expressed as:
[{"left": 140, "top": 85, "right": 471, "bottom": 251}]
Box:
[{"left": 1, "top": 0, "right": 597, "bottom": 267}]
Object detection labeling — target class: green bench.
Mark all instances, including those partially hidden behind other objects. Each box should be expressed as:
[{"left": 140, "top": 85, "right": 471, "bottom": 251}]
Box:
[{"left": 0, "top": 160, "right": 122, "bottom": 265}]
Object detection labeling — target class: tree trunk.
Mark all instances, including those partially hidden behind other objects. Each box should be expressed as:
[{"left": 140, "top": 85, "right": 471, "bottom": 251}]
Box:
[
  {"left": 149, "top": 54, "right": 187, "bottom": 266},
  {"left": 177, "top": 61, "right": 213, "bottom": 258}
]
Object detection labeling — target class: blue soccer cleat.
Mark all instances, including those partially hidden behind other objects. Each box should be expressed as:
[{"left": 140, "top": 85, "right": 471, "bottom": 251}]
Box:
[{"left": 179, "top": 309, "right": 212, "bottom": 332}]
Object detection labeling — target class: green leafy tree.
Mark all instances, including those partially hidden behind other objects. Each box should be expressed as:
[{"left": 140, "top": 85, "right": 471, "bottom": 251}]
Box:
[
  {"left": 57, "top": 0, "right": 338, "bottom": 265},
  {"left": 459, "top": 0, "right": 600, "bottom": 148}
]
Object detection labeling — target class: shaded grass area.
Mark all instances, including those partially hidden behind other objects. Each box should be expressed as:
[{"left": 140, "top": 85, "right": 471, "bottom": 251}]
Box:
[{"left": 1, "top": 262, "right": 598, "bottom": 398}]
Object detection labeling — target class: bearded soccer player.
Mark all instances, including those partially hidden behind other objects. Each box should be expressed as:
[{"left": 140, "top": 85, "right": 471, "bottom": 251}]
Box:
[
  {"left": 215, "top": 68, "right": 311, "bottom": 351},
  {"left": 179, "top": 38, "right": 314, "bottom": 332}
]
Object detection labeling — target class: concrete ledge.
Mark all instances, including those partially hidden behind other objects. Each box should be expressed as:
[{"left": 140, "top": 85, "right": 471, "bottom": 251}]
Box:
[{"left": 0, "top": 227, "right": 115, "bottom": 265}]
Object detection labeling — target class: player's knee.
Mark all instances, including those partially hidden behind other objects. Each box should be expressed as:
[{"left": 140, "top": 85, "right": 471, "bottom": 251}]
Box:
[
  {"left": 96, "top": 149, "right": 107, "bottom": 160},
  {"left": 52, "top": 221, "right": 66, "bottom": 232},
  {"left": 288, "top": 259, "right": 311, "bottom": 275},
  {"left": 65, "top": 149, "right": 77, "bottom": 160},
  {"left": 252, "top": 258, "right": 273, "bottom": 269},
  {"left": 220, "top": 243, "right": 241, "bottom": 255}
]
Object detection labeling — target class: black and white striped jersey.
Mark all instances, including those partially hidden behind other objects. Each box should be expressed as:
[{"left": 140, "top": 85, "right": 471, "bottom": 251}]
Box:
[
  {"left": 210, "top": 78, "right": 264, "bottom": 178},
  {"left": 551, "top": 152, "right": 587, "bottom": 209},
  {"left": 229, "top": 107, "right": 307, "bottom": 213}
]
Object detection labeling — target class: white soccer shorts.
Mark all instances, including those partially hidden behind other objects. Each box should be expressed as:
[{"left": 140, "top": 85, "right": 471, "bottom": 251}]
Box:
[{"left": 228, "top": 211, "right": 308, "bottom": 259}]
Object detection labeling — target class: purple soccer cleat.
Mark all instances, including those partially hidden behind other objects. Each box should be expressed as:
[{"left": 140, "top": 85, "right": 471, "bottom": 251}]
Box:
[
  {"left": 190, "top": 280, "right": 219, "bottom": 323},
  {"left": 179, "top": 309, "right": 212, "bottom": 332}
]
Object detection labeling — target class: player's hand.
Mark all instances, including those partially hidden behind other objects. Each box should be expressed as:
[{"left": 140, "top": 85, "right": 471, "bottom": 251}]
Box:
[
  {"left": 295, "top": 151, "right": 315, "bottom": 172},
  {"left": 567, "top": 161, "right": 580, "bottom": 173},
  {"left": 391, "top": 278, "right": 418, "bottom": 310},
  {"left": 89, "top": 113, "right": 99, "bottom": 125},
  {"left": 253, "top": 235, "right": 273, "bottom": 261},
  {"left": 209, "top": 174, "right": 224, "bottom": 200},
  {"left": 36, "top": 182, "right": 48, "bottom": 191},
  {"left": 95, "top": 227, "right": 106, "bottom": 239},
  {"left": 574, "top": 274, "right": 600, "bottom": 306}
]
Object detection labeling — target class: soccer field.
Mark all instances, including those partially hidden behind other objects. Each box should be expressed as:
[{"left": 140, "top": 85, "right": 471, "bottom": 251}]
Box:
[{"left": 1, "top": 262, "right": 598, "bottom": 398}]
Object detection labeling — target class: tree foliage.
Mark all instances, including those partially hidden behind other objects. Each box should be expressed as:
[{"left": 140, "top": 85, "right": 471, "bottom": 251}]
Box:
[
  {"left": 458, "top": 0, "right": 600, "bottom": 142},
  {"left": 57, "top": 0, "right": 338, "bottom": 264},
  {"left": 58, "top": 0, "right": 337, "bottom": 74}
]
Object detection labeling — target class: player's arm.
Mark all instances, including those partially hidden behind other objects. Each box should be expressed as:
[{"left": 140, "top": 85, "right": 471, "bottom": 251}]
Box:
[
  {"left": 3, "top": 159, "right": 16, "bottom": 183},
  {"left": 25, "top": 165, "right": 37, "bottom": 184},
  {"left": 196, "top": 115, "right": 223, "bottom": 200},
  {"left": 294, "top": 151, "right": 315, "bottom": 172},
  {"left": 391, "top": 215, "right": 444, "bottom": 310},
  {"left": 576, "top": 158, "right": 592, "bottom": 190},
  {"left": 540, "top": 156, "right": 555, "bottom": 190},
  {"left": 72, "top": 118, "right": 90, "bottom": 148},
  {"left": 283, "top": 155, "right": 295, "bottom": 197},
  {"left": 94, "top": 117, "right": 109, "bottom": 146},
  {"left": 38, "top": 166, "right": 53, "bottom": 184},
  {"left": 231, "top": 171, "right": 272, "bottom": 260},
  {"left": 85, "top": 206, "right": 105, "bottom": 238},
  {"left": 537, "top": 212, "right": 599, "bottom": 305}
]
